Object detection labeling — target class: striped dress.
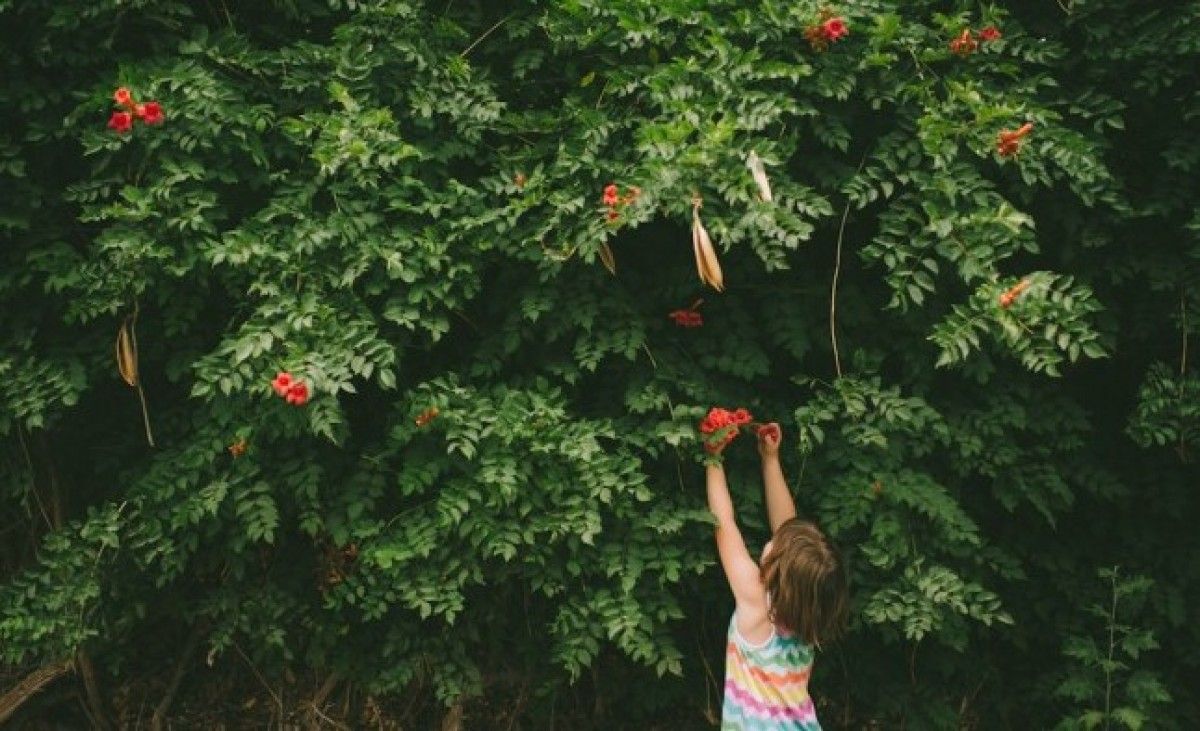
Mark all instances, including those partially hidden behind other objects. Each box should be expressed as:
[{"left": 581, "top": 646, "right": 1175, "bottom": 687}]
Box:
[{"left": 722, "top": 612, "right": 821, "bottom": 730}]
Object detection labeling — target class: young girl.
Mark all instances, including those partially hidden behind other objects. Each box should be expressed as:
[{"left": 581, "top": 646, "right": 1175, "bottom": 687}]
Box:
[{"left": 706, "top": 422, "right": 849, "bottom": 730}]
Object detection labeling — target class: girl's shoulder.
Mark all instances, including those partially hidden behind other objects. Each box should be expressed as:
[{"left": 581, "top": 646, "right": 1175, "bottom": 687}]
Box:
[
  {"left": 729, "top": 612, "right": 815, "bottom": 665},
  {"left": 730, "top": 604, "right": 773, "bottom": 648}
]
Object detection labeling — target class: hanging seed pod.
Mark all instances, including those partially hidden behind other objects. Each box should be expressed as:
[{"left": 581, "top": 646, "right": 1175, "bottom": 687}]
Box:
[
  {"left": 691, "top": 196, "right": 724, "bottom": 291},
  {"left": 116, "top": 306, "right": 155, "bottom": 447},
  {"left": 116, "top": 316, "right": 139, "bottom": 386},
  {"left": 746, "top": 151, "right": 773, "bottom": 203},
  {"left": 598, "top": 241, "right": 617, "bottom": 275}
]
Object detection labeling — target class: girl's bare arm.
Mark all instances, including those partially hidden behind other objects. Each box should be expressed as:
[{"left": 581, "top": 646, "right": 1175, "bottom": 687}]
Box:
[
  {"left": 757, "top": 423, "right": 797, "bottom": 533},
  {"left": 706, "top": 463, "right": 766, "bottom": 610}
]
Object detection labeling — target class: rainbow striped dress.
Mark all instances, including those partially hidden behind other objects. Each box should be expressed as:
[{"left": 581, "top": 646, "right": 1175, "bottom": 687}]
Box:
[{"left": 722, "top": 612, "right": 821, "bottom": 730}]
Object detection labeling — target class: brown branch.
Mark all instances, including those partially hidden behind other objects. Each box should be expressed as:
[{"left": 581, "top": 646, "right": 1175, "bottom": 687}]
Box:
[
  {"left": 233, "top": 641, "right": 283, "bottom": 719},
  {"left": 76, "top": 649, "right": 113, "bottom": 730},
  {"left": 440, "top": 698, "right": 465, "bottom": 731},
  {"left": 306, "top": 673, "right": 344, "bottom": 729},
  {"left": 151, "top": 629, "right": 202, "bottom": 730},
  {"left": 0, "top": 658, "right": 74, "bottom": 724}
]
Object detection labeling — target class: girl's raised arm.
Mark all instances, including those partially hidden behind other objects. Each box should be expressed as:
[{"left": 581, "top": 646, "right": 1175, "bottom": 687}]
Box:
[
  {"left": 757, "top": 423, "right": 797, "bottom": 533},
  {"left": 706, "top": 463, "right": 766, "bottom": 612}
]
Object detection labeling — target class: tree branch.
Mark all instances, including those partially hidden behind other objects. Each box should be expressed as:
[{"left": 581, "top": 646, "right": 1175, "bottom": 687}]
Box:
[{"left": 0, "top": 658, "right": 73, "bottom": 725}]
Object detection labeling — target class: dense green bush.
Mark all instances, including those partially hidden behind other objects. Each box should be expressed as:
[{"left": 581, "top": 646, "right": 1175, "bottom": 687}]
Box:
[{"left": 1, "top": 0, "right": 1196, "bottom": 727}]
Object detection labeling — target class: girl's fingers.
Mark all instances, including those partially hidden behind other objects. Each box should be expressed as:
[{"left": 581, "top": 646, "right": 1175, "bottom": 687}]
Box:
[{"left": 757, "top": 422, "right": 780, "bottom": 443}]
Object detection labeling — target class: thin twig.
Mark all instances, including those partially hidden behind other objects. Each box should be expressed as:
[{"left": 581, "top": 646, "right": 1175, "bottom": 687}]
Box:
[
  {"left": 233, "top": 642, "right": 283, "bottom": 719},
  {"left": 135, "top": 383, "right": 155, "bottom": 447},
  {"left": 460, "top": 15, "right": 512, "bottom": 58},
  {"left": 695, "top": 629, "right": 720, "bottom": 723},
  {"left": 309, "top": 701, "right": 351, "bottom": 730},
  {"left": 830, "top": 157, "right": 868, "bottom": 379},
  {"left": 1179, "top": 294, "right": 1188, "bottom": 379},
  {"left": 151, "top": 629, "right": 202, "bottom": 730},
  {"left": 830, "top": 198, "right": 852, "bottom": 379},
  {"left": 16, "top": 426, "right": 53, "bottom": 531},
  {"left": 451, "top": 308, "right": 484, "bottom": 335},
  {"left": 1180, "top": 295, "right": 1189, "bottom": 460},
  {"left": 1103, "top": 567, "right": 1118, "bottom": 730},
  {"left": 128, "top": 301, "right": 155, "bottom": 447},
  {"left": 641, "top": 342, "right": 658, "bottom": 369}
]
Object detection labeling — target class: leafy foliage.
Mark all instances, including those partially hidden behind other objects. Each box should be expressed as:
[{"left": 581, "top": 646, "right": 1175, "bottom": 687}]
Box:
[
  {"left": 1, "top": 0, "right": 1197, "bottom": 727},
  {"left": 1055, "top": 568, "right": 1173, "bottom": 731}
]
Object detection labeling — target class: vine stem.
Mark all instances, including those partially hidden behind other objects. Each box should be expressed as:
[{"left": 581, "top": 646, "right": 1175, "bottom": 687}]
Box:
[
  {"left": 1179, "top": 294, "right": 1188, "bottom": 381},
  {"left": 16, "top": 426, "right": 53, "bottom": 531},
  {"left": 1103, "top": 567, "right": 1119, "bottom": 731},
  {"left": 129, "top": 302, "right": 155, "bottom": 447},
  {"left": 1180, "top": 295, "right": 1189, "bottom": 460},
  {"left": 835, "top": 195, "right": 854, "bottom": 376},
  {"left": 460, "top": 15, "right": 512, "bottom": 58},
  {"left": 830, "top": 156, "right": 867, "bottom": 379},
  {"left": 136, "top": 382, "right": 155, "bottom": 447}
]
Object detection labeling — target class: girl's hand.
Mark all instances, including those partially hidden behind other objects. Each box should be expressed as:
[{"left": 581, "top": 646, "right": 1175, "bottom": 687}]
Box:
[
  {"left": 756, "top": 423, "right": 781, "bottom": 459},
  {"left": 704, "top": 428, "right": 736, "bottom": 457}
]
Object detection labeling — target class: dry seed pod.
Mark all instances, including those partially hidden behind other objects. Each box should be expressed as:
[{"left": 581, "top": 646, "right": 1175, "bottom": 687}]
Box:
[
  {"left": 746, "top": 150, "right": 773, "bottom": 203},
  {"left": 691, "top": 198, "right": 724, "bottom": 291},
  {"left": 116, "top": 316, "right": 139, "bottom": 386},
  {"left": 598, "top": 241, "right": 617, "bottom": 275}
]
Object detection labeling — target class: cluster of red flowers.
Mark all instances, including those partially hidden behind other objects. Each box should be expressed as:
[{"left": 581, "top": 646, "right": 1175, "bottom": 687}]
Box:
[
  {"left": 998, "top": 277, "right": 1030, "bottom": 308},
  {"left": 668, "top": 299, "right": 704, "bottom": 328},
  {"left": 949, "top": 25, "right": 1002, "bottom": 56},
  {"left": 699, "top": 406, "right": 753, "bottom": 453},
  {"left": 601, "top": 183, "right": 640, "bottom": 222},
  {"left": 414, "top": 406, "right": 439, "bottom": 427},
  {"left": 997, "top": 122, "right": 1033, "bottom": 158},
  {"left": 271, "top": 371, "right": 310, "bottom": 406},
  {"left": 804, "top": 9, "right": 850, "bottom": 52},
  {"left": 107, "top": 86, "right": 164, "bottom": 134}
]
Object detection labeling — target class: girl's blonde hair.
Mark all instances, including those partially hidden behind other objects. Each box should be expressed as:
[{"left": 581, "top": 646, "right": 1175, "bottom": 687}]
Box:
[{"left": 759, "top": 518, "right": 849, "bottom": 647}]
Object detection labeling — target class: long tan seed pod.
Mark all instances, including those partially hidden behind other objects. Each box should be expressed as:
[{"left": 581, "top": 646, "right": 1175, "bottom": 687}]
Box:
[
  {"left": 116, "top": 307, "right": 155, "bottom": 447},
  {"left": 116, "top": 316, "right": 139, "bottom": 386},
  {"left": 691, "top": 197, "right": 724, "bottom": 291},
  {"left": 598, "top": 241, "right": 617, "bottom": 275},
  {"left": 746, "top": 150, "right": 773, "bottom": 203}
]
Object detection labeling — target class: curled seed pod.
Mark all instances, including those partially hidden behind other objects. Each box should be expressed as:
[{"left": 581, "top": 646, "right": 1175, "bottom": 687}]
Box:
[
  {"left": 116, "top": 316, "right": 139, "bottom": 387},
  {"left": 746, "top": 150, "right": 773, "bottom": 203},
  {"left": 598, "top": 241, "right": 617, "bottom": 275},
  {"left": 691, "top": 198, "right": 724, "bottom": 291}
]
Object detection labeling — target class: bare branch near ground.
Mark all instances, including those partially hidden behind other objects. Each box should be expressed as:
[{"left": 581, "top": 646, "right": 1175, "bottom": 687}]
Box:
[
  {"left": 76, "top": 649, "right": 113, "bottom": 729},
  {"left": 151, "top": 629, "right": 202, "bottom": 730},
  {"left": 0, "top": 658, "right": 73, "bottom": 725}
]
